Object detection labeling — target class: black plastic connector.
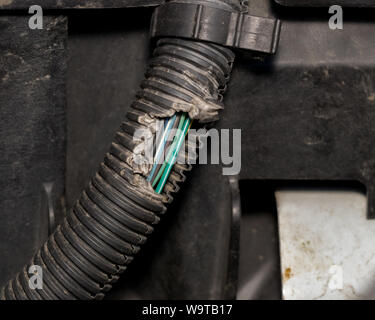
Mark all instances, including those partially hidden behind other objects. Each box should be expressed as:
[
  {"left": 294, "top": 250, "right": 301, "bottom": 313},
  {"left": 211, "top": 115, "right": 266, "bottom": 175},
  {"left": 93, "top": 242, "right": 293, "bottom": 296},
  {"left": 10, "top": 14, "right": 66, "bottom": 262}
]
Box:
[{"left": 151, "top": 1, "right": 281, "bottom": 54}]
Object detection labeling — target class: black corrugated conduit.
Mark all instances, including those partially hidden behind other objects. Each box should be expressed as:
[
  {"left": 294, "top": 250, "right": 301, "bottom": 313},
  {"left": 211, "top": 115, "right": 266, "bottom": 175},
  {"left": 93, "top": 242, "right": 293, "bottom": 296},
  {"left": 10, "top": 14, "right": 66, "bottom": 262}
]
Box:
[{"left": 0, "top": 35, "right": 236, "bottom": 300}]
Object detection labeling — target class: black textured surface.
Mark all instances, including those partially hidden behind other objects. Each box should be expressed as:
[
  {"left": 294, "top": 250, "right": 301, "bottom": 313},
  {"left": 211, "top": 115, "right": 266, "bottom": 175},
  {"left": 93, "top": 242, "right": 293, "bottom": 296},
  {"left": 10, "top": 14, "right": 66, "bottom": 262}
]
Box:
[
  {"left": 0, "top": 0, "right": 163, "bottom": 10},
  {"left": 0, "top": 15, "right": 67, "bottom": 288},
  {"left": 237, "top": 181, "right": 281, "bottom": 300},
  {"left": 66, "top": 8, "right": 152, "bottom": 208}
]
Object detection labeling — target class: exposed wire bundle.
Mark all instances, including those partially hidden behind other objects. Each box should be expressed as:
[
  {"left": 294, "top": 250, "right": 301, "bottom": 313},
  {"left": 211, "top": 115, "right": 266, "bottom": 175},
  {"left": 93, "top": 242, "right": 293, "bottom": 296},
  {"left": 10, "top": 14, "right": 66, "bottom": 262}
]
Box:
[{"left": 147, "top": 112, "right": 192, "bottom": 194}]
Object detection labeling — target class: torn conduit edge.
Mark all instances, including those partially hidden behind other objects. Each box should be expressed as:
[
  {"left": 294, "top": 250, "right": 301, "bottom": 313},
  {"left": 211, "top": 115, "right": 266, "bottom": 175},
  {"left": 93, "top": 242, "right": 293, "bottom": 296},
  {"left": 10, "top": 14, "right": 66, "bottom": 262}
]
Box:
[{"left": 121, "top": 38, "right": 235, "bottom": 202}]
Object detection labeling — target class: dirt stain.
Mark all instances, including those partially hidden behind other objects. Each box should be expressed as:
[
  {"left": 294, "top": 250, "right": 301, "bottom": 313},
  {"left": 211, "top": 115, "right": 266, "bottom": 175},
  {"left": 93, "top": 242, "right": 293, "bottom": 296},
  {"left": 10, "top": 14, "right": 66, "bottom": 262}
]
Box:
[{"left": 284, "top": 268, "right": 293, "bottom": 281}]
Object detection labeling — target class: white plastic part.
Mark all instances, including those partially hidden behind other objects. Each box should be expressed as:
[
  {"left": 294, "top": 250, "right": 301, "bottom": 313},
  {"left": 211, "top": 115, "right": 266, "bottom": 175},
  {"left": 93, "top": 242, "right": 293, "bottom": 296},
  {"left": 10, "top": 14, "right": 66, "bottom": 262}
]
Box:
[{"left": 276, "top": 188, "right": 375, "bottom": 300}]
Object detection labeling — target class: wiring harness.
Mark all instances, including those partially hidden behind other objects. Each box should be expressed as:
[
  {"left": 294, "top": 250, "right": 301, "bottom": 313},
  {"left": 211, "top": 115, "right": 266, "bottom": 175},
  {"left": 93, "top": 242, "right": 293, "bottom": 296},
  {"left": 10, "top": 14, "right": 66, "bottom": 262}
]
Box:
[{"left": 0, "top": 37, "right": 235, "bottom": 300}]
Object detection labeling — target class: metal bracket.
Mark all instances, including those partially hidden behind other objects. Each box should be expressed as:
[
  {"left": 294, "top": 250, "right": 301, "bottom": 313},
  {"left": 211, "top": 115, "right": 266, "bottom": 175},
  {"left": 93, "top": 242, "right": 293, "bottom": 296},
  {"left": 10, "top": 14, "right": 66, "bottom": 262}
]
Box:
[{"left": 151, "top": 2, "right": 281, "bottom": 54}]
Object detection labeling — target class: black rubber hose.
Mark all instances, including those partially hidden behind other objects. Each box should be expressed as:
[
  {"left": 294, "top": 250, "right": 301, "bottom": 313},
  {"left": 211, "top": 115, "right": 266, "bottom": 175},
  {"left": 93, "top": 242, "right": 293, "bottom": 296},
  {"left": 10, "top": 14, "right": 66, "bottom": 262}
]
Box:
[{"left": 0, "top": 37, "right": 235, "bottom": 300}]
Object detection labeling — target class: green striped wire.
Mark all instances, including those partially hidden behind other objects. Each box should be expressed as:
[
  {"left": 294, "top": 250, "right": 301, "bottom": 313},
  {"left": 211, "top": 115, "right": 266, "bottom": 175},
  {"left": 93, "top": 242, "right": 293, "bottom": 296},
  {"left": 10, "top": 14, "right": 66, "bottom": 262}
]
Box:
[
  {"left": 155, "top": 115, "right": 192, "bottom": 194},
  {"left": 147, "top": 115, "right": 177, "bottom": 182},
  {"left": 152, "top": 113, "right": 186, "bottom": 188}
]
